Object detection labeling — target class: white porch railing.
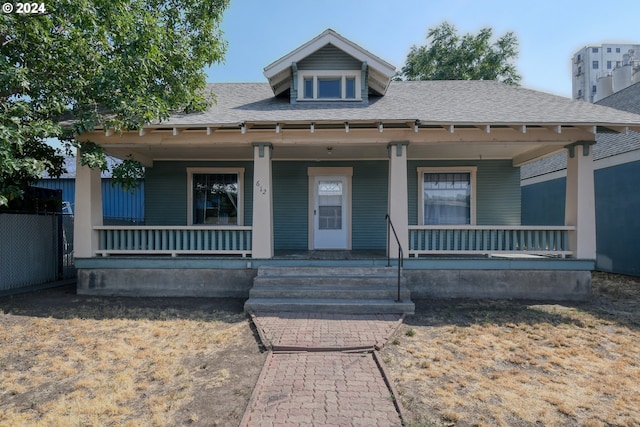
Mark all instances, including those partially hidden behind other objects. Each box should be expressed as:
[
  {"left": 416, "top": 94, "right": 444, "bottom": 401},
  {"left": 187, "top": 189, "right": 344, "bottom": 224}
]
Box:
[
  {"left": 95, "top": 226, "right": 252, "bottom": 257},
  {"left": 408, "top": 225, "right": 574, "bottom": 257}
]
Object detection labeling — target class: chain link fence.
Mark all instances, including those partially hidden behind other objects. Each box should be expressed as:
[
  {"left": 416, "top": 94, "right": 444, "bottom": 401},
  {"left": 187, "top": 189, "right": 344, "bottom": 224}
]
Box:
[{"left": 0, "top": 211, "right": 75, "bottom": 294}]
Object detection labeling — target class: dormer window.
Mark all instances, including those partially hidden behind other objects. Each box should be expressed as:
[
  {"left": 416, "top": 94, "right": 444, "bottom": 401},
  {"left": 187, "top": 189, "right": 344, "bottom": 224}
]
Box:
[{"left": 299, "top": 71, "right": 361, "bottom": 101}]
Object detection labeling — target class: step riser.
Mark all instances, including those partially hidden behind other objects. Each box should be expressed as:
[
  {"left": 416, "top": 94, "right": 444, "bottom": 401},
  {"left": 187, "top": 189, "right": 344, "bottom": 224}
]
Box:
[
  {"left": 257, "top": 266, "right": 402, "bottom": 277},
  {"left": 250, "top": 288, "right": 412, "bottom": 300},
  {"left": 244, "top": 301, "right": 414, "bottom": 315},
  {"left": 253, "top": 277, "right": 406, "bottom": 287}
]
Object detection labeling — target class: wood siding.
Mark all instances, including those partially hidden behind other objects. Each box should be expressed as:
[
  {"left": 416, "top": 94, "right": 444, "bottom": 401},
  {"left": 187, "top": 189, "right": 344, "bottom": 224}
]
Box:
[
  {"left": 408, "top": 160, "right": 521, "bottom": 226},
  {"left": 145, "top": 161, "right": 253, "bottom": 226},
  {"left": 297, "top": 44, "right": 362, "bottom": 70}
]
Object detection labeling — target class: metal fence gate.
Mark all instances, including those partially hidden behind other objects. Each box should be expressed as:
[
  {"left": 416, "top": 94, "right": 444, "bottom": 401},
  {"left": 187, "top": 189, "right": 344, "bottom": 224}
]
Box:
[{"left": 0, "top": 212, "right": 75, "bottom": 294}]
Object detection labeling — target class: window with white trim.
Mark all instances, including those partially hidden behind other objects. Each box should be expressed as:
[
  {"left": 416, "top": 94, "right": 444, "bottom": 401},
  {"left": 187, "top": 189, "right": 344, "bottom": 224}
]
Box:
[
  {"left": 418, "top": 167, "right": 477, "bottom": 225},
  {"left": 298, "top": 70, "right": 360, "bottom": 101},
  {"left": 187, "top": 168, "right": 244, "bottom": 225}
]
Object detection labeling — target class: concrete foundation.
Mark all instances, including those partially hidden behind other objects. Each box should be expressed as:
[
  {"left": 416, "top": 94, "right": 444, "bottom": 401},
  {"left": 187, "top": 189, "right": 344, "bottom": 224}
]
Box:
[
  {"left": 77, "top": 266, "right": 591, "bottom": 301},
  {"left": 77, "top": 268, "right": 256, "bottom": 297},
  {"left": 405, "top": 269, "right": 591, "bottom": 301}
]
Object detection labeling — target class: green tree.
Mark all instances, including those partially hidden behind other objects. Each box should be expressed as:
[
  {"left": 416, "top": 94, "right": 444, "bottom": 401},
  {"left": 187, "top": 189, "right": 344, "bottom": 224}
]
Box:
[
  {"left": 0, "top": 0, "right": 229, "bottom": 206},
  {"left": 399, "top": 22, "right": 521, "bottom": 85}
]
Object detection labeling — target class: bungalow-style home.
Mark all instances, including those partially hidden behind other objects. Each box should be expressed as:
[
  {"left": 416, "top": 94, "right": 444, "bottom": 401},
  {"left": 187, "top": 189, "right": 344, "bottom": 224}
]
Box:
[
  {"left": 73, "top": 30, "right": 640, "bottom": 310},
  {"left": 522, "top": 82, "right": 640, "bottom": 276}
]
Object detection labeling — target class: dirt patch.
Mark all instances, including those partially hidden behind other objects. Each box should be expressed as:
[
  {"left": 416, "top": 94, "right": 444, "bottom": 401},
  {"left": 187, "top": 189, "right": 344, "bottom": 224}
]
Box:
[
  {"left": 0, "top": 285, "right": 266, "bottom": 427},
  {"left": 382, "top": 272, "right": 640, "bottom": 427}
]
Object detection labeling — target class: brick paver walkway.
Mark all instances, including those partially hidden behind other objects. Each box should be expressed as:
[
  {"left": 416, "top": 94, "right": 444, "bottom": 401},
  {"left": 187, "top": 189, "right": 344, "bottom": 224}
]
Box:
[
  {"left": 251, "top": 312, "right": 402, "bottom": 351},
  {"left": 241, "top": 312, "right": 405, "bottom": 427}
]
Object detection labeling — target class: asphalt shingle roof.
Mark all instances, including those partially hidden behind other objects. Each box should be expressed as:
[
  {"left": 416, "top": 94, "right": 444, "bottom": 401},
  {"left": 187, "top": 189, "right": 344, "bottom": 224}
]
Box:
[{"left": 161, "top": 80, "right": 640, "bottom": 127}]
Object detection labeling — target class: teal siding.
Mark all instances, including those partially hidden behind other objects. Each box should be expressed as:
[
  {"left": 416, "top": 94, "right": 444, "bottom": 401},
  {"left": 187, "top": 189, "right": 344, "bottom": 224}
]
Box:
[
  {"left": 351, "top": 161, "right": 388, "bottom": 249},
  {"left": 272, "top": 161, "right": 388, "bottom": 250},
  {"left": 297, "top": 44, "right": 362, "bottom": 70},
  {"left": 272, "top": 162, "right": 309, "bottom": 250},
  {"left": 408, "top": 160, "right": 520, "bottom": 225},
  {"left": 145, "top": 161, "right": 253, "bottom": 226}
]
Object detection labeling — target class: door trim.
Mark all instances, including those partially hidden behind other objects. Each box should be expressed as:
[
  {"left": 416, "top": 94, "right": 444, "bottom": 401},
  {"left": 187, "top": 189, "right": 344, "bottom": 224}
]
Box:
[{"left": 308, "top": 167, "right": 353, "bottom": 250}]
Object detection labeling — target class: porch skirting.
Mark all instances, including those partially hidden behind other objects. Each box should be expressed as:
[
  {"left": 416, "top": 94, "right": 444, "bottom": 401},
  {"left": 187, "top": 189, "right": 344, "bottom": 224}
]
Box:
[{"left": 75, "top": 257, "right": 593, "bottom": 301}]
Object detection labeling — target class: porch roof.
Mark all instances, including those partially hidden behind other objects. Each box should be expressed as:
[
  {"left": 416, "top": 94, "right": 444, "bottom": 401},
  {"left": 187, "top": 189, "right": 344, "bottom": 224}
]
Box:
[
  {"left": 156, "top": 80, "right": 640, "bottom": 131},
  {"left": 86, "top": 80, "right": 640, "bottom": 167}
]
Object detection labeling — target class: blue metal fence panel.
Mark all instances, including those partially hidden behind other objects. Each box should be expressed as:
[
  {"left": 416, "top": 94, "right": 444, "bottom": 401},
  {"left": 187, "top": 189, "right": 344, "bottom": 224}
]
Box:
[{"left": 37, "top": 178, "right": 144, "bottom": 222}]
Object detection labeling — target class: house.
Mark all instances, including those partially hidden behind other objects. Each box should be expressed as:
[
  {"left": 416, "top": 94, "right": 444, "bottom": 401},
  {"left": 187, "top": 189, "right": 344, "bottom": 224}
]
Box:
[
  {"left": 73, "top": 29, "right": 640, "bottom": 304},
  {"left": 522, "top": 82, "right": 640, "bottom": 276}
]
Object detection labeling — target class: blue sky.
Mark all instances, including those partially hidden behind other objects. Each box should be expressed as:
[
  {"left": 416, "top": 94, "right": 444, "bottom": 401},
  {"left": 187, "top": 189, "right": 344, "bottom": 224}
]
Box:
[{"left": 206, "top": 0, "right": 640, "bottom": 98}]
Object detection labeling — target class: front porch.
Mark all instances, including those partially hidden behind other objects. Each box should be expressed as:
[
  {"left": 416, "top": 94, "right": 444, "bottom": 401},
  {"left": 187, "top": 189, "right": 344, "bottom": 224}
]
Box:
[{"left": 75, "top": 252, "right": 593, "bottom": 301}]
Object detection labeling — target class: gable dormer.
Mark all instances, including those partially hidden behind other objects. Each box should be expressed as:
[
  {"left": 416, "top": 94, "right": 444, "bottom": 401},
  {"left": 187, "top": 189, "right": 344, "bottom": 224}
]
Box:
[{"left": 263, "top": 29, "right": 396, "bottom": 103}]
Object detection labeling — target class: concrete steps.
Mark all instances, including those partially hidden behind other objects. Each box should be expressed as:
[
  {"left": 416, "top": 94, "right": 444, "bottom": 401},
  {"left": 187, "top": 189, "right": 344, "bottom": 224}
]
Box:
[{"left": 244, "top": 266, "right": 414, "bottom": 315}]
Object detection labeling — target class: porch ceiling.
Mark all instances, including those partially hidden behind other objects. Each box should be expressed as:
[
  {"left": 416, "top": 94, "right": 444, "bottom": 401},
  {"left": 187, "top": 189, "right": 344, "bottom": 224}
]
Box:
[{"left": 85, "top": 122, "right": 602, "bottom": 167}]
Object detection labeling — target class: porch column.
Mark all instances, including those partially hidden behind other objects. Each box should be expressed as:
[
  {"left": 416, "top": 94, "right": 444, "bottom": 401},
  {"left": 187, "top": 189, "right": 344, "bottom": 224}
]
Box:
[
  {"left": 73, "top": 150, "right": 103, "bottom": 258},
  {"left": 564, "top": 141, "right": 596, "bottom": 259},
  {"left": 251, "top": 143, "right": 274, "bottom": 258},
  {"left": 387, "top": 142, "right": 409, "bottom": 258}
]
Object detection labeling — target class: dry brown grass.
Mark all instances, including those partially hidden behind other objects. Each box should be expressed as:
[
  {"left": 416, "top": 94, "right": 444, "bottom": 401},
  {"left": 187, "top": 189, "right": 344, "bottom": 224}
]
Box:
[
  {"left": 0, "top": 292, "right": 265, "bottom": 427},
  {"left": 383, "top": 272, "right": 640, "bottom": 427}
]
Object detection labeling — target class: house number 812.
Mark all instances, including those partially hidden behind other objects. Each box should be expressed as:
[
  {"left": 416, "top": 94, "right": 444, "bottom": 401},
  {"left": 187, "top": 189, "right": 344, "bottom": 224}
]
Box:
[{"left": 255, "top": 180, "right": 267, "bottom": 195}]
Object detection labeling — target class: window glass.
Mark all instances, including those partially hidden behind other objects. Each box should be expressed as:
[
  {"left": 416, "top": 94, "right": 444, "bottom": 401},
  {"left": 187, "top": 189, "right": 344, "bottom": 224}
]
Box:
[
  {"left": 192, "top": 173, "right": 238, "bottom": 225},
  {"left": 345, "top": 77, "right": 356, "bottom": 99},
  {"left": 423, "top": 172, "right": 470, "bottom": 225},
  {"left": 318, "top": 78, "right": 341, "bottom": 98},
  {"left": 303, "top": 78, "right": 313, "bottom": 99},
  {"left": 318, "top": 181, "right": 342, "bottom": 229},
  {"left": 592, "top": 60, "right": 599, "bottom": 69}
]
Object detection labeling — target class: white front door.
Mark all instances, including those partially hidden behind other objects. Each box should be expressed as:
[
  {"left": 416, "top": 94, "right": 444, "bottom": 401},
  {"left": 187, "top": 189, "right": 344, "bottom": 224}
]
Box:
[{"left": 313, "top": 175, "right": 348, "bottom": 249}]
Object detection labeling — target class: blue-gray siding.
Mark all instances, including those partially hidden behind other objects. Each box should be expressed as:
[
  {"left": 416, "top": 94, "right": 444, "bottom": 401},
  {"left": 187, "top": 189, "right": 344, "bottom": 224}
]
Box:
[
  {"left": 408, "top": 160, "right": 521, "bottom": 226},
  {"left": 37, "top": 178, "right": 145, "bottom": 222},
  {"left": 297, "top": 44, "right": 362, "bottom": 70},
  {"left": 145, "top": 160, "right": 521, "bottom": 251},
  {"left": 145, "top": 161, "right": 253, "bottom": 226},
  {"left": 521, "top": 159, "right": 640, "bottom": 276}
]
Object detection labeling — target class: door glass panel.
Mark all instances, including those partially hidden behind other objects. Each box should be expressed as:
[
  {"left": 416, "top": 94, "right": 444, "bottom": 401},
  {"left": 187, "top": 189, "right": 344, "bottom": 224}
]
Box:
[{"left": 318, "top": 180, "right": 342, "bottom": 230}]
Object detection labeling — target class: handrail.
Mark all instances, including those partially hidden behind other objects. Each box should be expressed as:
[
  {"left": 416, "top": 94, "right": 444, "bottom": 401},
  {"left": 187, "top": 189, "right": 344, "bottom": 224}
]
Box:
[{"left": 385, "top": 214, "right": 403, "bottom": 303}]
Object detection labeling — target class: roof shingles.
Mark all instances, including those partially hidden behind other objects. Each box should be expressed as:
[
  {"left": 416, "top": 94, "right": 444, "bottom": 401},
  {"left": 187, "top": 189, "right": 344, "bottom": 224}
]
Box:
[{"left": 161, "top": 80, "right": 640, "bottom": 127}]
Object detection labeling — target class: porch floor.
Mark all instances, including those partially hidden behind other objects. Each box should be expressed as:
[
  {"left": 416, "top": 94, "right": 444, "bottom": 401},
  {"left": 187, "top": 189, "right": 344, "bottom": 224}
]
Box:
[{"left": 273, "top": 250, "right": 387, "bottom": 260}]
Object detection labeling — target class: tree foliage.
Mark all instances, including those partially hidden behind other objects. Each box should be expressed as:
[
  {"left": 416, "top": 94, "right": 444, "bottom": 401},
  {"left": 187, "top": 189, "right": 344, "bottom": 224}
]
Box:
[
  {"left": 399, "top": 22, "right": 521, "bottom": 85},
  {"left": 0, "top": 0, "right": 229, "bottom": 206}
]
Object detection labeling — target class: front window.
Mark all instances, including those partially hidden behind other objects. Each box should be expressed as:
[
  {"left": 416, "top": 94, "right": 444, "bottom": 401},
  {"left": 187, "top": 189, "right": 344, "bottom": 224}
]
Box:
[
  {"left": 303, "top": 78, "right": 313, "bottom": 99},
  {"left": 298, "top": 71, "right": 361, "bottom": 101},
  {"left": 317, "top": 78, "right": 341, "bottom": 98},
  {"left": 188, "top": 168, "right": 244, "bottom": 225},
  {"left": 419, "top": 168, "right": 476, "bottom": 225}
]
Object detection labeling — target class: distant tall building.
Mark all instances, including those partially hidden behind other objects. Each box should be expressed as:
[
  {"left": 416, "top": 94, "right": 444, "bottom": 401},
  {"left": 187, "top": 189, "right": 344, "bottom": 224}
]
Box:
[{"left": 572, "top": 43, "right": 640, "bottom": 102}]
